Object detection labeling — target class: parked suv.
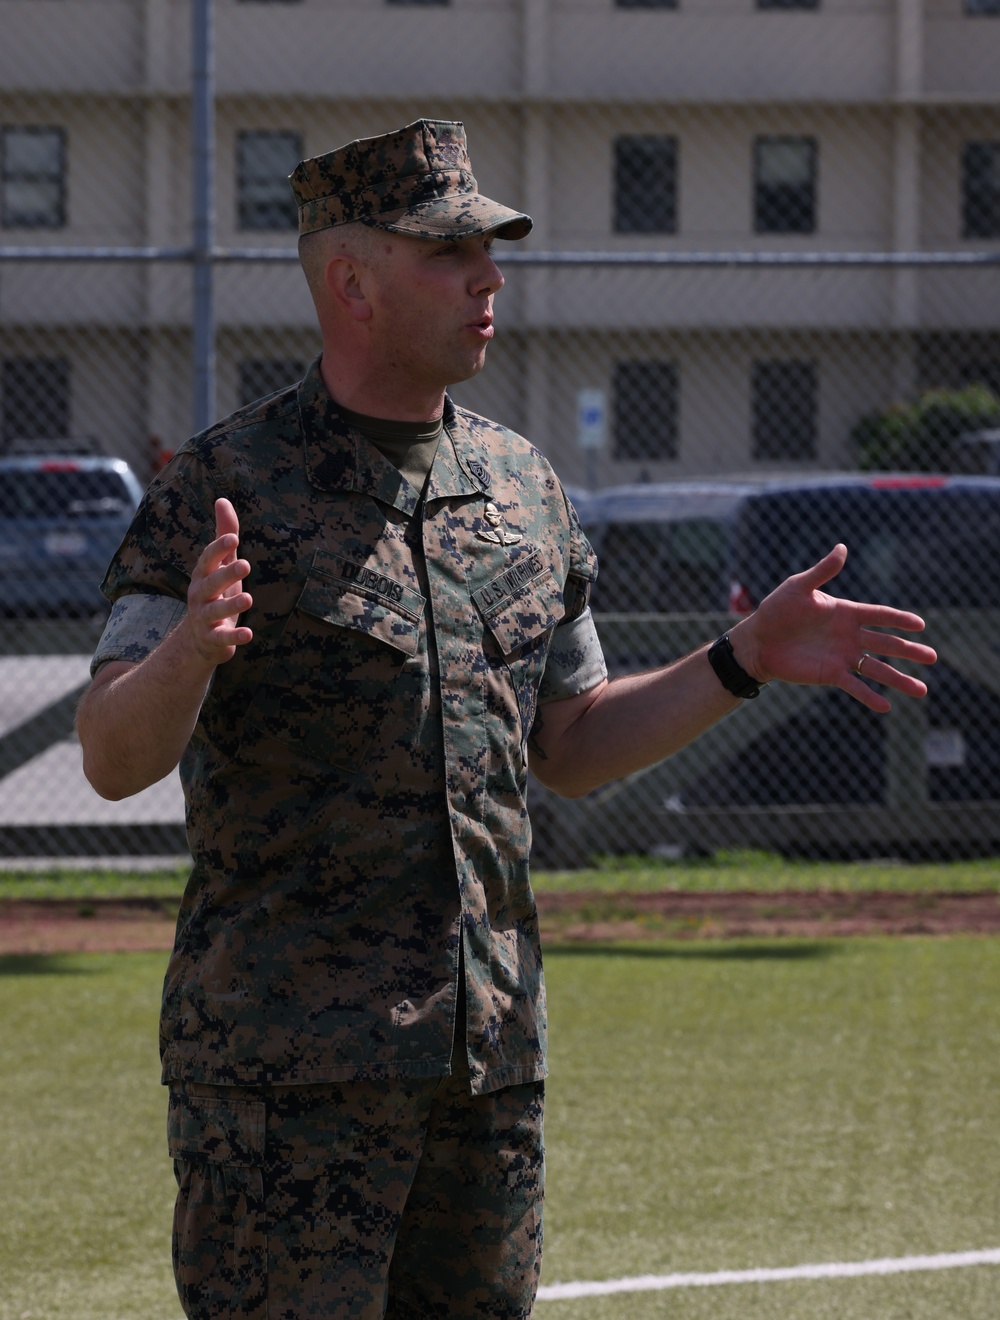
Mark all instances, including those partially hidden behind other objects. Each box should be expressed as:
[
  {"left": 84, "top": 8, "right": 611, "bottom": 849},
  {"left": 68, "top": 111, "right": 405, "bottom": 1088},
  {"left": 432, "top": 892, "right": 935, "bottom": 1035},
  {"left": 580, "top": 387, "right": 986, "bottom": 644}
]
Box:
[
  {"left": 531, "top": 473, "right": 1000, "bottom": 861},
  {"left": 580, "top": 473, "right": 1000, "bottom": 617},
  {"left": 0, "top": 455, "right": 145, "bottom": 617}
]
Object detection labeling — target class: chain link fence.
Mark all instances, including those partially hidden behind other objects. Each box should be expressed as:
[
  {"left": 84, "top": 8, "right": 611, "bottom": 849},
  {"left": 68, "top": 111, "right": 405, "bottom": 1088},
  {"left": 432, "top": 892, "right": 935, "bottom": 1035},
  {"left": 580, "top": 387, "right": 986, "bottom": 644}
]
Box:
[{"left": 1, "top": 0, "right": 998, "bottom": 862}]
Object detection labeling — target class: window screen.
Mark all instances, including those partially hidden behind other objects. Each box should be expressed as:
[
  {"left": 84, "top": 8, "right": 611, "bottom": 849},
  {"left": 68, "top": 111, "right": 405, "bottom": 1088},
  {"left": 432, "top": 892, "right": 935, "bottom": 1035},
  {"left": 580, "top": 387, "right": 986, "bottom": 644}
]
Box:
[
  {"left": 614, "top": 136, "right": 678, "bottom": 234},
  {"left": 754, "top": 136, "right": 817, "bottom": 234},
  {"left": 237, "top": 130, "right": 303, "bottom": 231},
  {"left": 613, "top": 360, "right": 680, "bottom": 459}
]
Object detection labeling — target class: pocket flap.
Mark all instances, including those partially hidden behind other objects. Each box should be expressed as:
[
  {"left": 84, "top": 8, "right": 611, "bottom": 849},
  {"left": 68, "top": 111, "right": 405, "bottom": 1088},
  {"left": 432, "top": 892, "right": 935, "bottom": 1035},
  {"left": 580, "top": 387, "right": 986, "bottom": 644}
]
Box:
[
  {"left": 474, "top": 558, "right": 564, "bottom": 657},
  {"left": 297, "top": 551, "right": 424, "bottom": 658},
  {"left": 167, "top": 1092, "right": 265, "bottom": 1167}
]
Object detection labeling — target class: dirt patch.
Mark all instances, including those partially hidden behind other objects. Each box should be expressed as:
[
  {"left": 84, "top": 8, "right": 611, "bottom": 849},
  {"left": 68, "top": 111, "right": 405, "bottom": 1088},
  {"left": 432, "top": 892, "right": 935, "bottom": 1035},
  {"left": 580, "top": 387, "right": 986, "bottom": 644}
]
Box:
[
  {"left": 1, "top": 891, "right": 999, "bottom": 955},
  {"left": 535, "top": 889, "right": 1000, "bottom": 943},
  {"left": 0, "top": 897, "right": 178, "bottom": 955}
]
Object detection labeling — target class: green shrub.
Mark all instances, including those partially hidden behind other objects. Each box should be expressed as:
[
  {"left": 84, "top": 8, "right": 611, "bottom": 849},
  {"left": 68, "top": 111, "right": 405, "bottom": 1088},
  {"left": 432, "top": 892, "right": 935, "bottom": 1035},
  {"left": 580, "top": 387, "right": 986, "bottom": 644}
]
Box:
[{"left": 853, "top": 384, "right": 1000, "bottom": 472}]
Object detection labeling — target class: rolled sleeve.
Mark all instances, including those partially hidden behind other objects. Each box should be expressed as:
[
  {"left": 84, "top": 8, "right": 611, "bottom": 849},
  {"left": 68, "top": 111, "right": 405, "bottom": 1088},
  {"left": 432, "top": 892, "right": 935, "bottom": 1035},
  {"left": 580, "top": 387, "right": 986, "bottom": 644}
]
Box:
[
  {"left": 90, "top": 592, "right": 187, "bottom": 676},
  {"left": 538, "top": 606, "right": 607, "bottom": 704}
]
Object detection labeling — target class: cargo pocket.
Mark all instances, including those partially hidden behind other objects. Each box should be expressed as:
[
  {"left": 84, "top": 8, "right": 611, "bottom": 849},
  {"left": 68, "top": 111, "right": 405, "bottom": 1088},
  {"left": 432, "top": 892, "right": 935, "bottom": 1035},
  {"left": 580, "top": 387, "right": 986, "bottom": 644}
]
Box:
[
  {"left": 246, "top": 551, "right": 424, "bottom": 773},
  {"left": 168, "top": 1090, "right": 267, "bottom": 1320}
]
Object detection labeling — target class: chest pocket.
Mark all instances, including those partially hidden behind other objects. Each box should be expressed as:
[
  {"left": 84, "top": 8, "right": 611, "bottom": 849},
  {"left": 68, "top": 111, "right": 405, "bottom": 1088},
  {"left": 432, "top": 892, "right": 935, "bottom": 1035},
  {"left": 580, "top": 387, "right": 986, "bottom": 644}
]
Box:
[
  {"left": 247, "top": 556, "right": 424, "bottom": 773},
  {"left": 474, "top": 562, "right": 565, "bottom": 739}
]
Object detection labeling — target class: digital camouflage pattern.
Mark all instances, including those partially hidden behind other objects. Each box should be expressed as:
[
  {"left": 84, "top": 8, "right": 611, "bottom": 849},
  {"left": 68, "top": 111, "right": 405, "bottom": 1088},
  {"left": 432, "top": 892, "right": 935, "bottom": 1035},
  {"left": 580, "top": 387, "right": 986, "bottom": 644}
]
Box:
[
  {"left": 290, "top": 119, "right": 532, "bottom": 240},
  {"left": 95, "top": 359, "right": 603, "bottom": 1096},
  {"left": 169, "top": 1076, "right": 544, "bottom": 1319}
]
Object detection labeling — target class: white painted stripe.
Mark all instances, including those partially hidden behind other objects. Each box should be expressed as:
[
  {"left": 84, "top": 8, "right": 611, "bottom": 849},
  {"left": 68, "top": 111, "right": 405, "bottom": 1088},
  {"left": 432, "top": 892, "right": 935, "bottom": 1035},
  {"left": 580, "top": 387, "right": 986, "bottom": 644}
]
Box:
[{"left": 536, "top": 1248, "right": 1000, "bottom": 1301}]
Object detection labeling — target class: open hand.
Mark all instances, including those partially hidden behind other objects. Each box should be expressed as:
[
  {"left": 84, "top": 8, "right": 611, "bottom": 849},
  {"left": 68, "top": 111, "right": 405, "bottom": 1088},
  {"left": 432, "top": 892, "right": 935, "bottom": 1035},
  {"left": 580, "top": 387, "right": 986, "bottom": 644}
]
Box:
[
  {"left": 731, "top": 544, "right": 937, "bottom": 713},
  {"left": 185, "top": 498, "right": 253, "bottom": 665}
]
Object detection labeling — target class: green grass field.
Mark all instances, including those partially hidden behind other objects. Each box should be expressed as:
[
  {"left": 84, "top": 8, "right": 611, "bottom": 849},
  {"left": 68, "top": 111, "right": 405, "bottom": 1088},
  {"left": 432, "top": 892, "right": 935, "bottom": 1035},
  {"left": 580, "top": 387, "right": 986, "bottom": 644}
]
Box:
[
  {"left": 2, "top": 851, "right": 1000, "bottom": 900},
  {"left": 0, "top": 952, "right": 177, "bottom": 1320},
  {"left": 2, "top": 921, "right": 999, "bottom": 1317},
  {"left": 540, "top": 937, "right": 1000, "bottom": 1317}
]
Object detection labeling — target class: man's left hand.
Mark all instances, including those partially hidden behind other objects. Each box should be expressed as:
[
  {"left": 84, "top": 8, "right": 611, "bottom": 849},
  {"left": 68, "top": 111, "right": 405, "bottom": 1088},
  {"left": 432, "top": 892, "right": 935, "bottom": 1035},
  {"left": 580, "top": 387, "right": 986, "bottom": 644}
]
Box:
[{"left": 731, "top": 543, "right": 937, "bottom": 713}]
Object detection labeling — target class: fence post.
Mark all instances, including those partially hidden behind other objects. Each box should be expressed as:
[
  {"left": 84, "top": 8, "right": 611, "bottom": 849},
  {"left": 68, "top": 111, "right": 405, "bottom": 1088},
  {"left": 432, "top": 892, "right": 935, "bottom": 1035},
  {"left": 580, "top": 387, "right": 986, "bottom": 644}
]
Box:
[{"left": 192, "top": 0, "right": 216, "bottom": 435}]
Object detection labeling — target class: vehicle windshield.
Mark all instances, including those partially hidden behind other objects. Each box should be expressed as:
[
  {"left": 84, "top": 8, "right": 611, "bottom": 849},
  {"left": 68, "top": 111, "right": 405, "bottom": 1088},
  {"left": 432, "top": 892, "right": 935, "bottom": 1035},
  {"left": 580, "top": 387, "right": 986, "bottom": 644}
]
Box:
[
  {"left": 586, "top": 483, "right": 1000, "bottom": 613},
  {"left": 0, "top": 470, "right": 131, "bottom": 519},
  {"left": 738, "top": 486, "right": 1000, "bottom": 610},
  {"left": 589, "top": 517, "right": 729, "bottom": 612}
]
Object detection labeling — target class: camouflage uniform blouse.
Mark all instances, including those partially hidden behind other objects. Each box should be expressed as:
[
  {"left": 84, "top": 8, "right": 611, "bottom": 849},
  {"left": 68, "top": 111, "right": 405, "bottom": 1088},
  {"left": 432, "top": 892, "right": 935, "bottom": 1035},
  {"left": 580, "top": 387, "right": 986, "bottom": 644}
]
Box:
[{"left": 94, "top": 361, "right": 606, "bottom": 1096}]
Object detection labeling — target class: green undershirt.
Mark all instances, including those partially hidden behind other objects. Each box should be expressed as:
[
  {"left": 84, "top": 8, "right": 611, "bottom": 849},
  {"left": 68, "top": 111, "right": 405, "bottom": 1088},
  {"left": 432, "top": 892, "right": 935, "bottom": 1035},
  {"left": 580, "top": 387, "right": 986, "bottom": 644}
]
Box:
[{"left": 339, "top": 403, "right": 444, "bottom": 494}]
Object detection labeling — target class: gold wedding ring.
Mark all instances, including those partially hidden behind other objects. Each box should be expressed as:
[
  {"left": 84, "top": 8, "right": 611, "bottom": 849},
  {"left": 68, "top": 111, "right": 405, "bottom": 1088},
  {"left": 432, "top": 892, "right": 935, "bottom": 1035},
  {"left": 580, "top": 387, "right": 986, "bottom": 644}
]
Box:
[{"left": 855, "top": 652, "right": 871, "bottom": 677}]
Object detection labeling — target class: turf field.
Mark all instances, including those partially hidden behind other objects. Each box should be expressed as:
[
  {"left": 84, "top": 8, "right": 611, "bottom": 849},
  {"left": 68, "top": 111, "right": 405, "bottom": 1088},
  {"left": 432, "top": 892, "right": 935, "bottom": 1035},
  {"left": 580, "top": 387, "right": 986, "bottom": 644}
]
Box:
[
  {"left": 1, "top": 884, "right": 999, "bottom": 1317},
  {"left": 540, "top": 937, "right": 1000, "bottom": 1317},
  {"left": 3, "top": 850, "right": 1000, "bottom": 898}
]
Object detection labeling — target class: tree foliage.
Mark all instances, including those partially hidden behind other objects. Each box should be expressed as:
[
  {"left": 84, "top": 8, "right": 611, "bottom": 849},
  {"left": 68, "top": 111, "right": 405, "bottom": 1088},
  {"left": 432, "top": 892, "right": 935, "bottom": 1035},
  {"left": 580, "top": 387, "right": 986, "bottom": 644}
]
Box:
[{"left": 853, "top": 384, "right": 1000, "bottom": 472}]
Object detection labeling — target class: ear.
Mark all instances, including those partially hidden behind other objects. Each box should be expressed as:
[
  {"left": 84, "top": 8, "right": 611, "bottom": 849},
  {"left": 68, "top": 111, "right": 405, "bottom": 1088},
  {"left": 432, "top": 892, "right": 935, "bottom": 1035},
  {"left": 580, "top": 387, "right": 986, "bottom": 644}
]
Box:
[{"left": 323, "top": 254, "right": 373, "bottom": 323}]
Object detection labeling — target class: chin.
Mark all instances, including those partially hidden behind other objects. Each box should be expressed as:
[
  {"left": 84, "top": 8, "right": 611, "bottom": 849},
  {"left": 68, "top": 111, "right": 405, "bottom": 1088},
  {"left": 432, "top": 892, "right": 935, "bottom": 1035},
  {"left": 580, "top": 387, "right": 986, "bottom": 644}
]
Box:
[{"left": 447, "top": 357, "right": 488, "bottom": 387}]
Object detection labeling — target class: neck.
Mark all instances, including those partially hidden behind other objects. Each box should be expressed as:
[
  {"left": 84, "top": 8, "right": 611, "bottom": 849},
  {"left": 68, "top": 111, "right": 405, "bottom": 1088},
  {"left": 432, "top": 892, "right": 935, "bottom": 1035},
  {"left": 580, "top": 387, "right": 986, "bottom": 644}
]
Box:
[{"left": 319, "top": 353, "right": 447, "bottom": 424}]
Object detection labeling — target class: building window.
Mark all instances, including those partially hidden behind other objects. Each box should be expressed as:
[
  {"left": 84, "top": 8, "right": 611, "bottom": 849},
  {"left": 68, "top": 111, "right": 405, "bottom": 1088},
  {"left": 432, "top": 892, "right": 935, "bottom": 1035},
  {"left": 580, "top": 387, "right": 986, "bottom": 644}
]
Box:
[
  {"left": 754, "top": 136, "right": 817, "bottom": 234},
  {"left": 239, "top": 358, "right": 306, "bottom": 406},
  {"left": 752, "top": 360, "right": 817, "bottom": 460},
  {"left": 614, "top": 137, "right": 678, "bottom": 234},
  {"left": 962, "top": 142, "right": 1000, "bottom": 239},
  {"left": 613, "top": 361, "right": 679, "bottom": 460},
  {"left": 237, "top": 130, "right": 302, "bottom": 231},
  {"left": 2, "top": 358, "right": 71, "bottom": 448},
  {"left": 1, "top": 126, "right": 66, "bottom": 229}
]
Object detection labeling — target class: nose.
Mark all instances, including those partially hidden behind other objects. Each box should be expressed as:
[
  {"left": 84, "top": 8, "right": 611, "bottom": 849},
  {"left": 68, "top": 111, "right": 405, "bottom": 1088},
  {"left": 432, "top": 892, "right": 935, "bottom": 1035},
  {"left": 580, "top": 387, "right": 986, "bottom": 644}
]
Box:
[{"left": 473, "top": 248, "right": 504, "bottom": 296}]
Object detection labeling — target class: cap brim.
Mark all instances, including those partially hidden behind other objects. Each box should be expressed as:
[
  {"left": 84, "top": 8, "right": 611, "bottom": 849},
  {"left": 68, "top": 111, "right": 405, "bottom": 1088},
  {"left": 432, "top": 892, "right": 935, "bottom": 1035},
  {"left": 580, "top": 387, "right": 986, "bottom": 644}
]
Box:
[{"left": 370, "top": 192, "right": 532, "bottom": 241}]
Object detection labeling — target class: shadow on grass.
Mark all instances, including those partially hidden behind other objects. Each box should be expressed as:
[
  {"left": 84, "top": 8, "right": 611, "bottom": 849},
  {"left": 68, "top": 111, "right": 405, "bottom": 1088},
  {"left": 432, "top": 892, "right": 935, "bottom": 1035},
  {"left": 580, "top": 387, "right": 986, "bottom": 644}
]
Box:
[
  {"left": 0, "top": 953, "right": 101, "bottom": 976},
  {"left": 545, "top": 940, "right": 839, "bottom": 962}
]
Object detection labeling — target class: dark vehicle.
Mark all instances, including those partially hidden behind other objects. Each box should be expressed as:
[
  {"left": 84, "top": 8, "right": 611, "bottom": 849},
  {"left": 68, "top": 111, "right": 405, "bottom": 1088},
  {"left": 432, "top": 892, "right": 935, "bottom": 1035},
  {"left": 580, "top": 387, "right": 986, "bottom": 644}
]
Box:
[
  {"left": 532, "top": 474, "right": 1000, "bottom": 862},
  {"left": 581, "top": 473, "right": 1000, "bottom": 617},
  {"left": 0, "top": 455, "right": 144, "bottom": 618}
]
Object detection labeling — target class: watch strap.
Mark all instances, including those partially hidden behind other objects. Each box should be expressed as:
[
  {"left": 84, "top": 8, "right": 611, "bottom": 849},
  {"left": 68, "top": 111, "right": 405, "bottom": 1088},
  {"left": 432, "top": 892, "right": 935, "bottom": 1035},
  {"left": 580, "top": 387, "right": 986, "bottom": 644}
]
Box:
[{"left": 707, "top": 632, "right": 764, "bottom": 700}]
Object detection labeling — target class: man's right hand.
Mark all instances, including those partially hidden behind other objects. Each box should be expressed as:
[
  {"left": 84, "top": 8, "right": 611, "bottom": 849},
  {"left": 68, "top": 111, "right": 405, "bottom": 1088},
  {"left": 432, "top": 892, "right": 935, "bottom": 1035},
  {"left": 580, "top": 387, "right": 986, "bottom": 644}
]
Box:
[
  {"left": 185, "top": 497, "right": 254, "bottom": 665},
  {"left": 78, "top": 497, "right": 254, "bottom": 800}
]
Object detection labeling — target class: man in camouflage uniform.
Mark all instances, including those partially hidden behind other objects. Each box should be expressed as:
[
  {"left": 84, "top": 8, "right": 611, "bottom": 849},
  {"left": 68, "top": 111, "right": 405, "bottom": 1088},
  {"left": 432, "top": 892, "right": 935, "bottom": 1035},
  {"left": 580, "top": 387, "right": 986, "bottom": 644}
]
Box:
[{"left": 77, "top": 119, "right": 936, "bottom": 1319}]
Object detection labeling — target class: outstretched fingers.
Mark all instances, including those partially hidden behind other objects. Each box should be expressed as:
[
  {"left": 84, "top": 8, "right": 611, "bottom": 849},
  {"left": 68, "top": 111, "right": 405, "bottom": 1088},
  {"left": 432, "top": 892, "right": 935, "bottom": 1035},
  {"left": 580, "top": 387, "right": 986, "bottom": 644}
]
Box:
[
  {"left": 185, "top": 499, "right": 254, "bottom": 662},
  {"left": 840, "top": 629, "right": 938, "bottom": 711}
]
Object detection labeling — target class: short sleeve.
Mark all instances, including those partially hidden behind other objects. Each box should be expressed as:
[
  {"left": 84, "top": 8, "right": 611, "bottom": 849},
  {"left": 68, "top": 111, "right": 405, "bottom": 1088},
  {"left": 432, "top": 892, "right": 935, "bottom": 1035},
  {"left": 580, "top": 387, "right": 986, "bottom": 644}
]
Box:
[
  {"left": 537, "top": 606, "right": 607, "bottom": 704},
  {"left": 537, "top": 487, "right": 606, "bottom": 704},
  {"left": 562, "top": 488, "right": 598, "bottom": 625},
  {"left": 90, "top": 593, "right": 187, "bottom": 676},
  {"left": 100, "top": 457, "right": 218, "bottom": 607},
  {"left": 91, "top": 455, "right": 218, "bottom": 675}
]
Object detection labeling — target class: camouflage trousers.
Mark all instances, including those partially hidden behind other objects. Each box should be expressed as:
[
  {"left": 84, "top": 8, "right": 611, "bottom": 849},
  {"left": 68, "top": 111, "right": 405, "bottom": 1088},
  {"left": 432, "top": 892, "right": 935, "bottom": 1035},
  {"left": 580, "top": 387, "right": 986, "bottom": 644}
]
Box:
[{"left": 168, "top": 1074, "right": 545, "bottom": 1319}]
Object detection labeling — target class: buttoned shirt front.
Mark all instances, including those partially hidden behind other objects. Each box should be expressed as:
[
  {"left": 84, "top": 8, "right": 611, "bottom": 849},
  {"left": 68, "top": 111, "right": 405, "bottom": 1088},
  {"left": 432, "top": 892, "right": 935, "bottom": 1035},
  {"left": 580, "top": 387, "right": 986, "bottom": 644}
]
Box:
[{"left": 94, "top": 361, "right": 605, "bottom": 1095}]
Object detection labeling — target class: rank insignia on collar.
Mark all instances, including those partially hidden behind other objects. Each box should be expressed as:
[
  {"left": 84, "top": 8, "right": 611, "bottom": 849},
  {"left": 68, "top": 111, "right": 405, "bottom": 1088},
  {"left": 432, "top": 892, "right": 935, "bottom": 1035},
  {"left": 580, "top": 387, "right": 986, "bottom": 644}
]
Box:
[{"left": 476, "top": 501, "right": 522, "bottom": 546}]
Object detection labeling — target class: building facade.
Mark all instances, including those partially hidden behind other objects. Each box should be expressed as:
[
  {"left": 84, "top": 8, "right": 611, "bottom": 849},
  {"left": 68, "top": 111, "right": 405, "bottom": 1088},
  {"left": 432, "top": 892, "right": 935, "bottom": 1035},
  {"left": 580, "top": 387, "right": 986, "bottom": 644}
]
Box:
[{"left": 1, "top": 0, "right": 998, "bottom": 484}]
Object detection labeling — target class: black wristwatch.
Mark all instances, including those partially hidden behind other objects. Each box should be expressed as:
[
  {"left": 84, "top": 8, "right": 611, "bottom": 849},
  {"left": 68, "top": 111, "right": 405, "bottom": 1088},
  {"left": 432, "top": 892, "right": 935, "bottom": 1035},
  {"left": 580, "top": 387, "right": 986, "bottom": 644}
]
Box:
[{"left": 707, "top": 633, "right": 765, "bottom": 700}]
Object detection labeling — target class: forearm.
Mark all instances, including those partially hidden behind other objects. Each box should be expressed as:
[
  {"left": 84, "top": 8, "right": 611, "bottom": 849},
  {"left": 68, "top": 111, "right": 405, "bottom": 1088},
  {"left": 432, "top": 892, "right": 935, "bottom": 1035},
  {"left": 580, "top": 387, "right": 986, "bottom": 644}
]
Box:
[
  {"left": 531, "top": 542, "right": 938, "bottom": 799},
  {"left": 531, "top": 644, "right": 740, "bottom": 798},
  {"left": 77, "top": 618, "right": 218, "bottom": 800}
]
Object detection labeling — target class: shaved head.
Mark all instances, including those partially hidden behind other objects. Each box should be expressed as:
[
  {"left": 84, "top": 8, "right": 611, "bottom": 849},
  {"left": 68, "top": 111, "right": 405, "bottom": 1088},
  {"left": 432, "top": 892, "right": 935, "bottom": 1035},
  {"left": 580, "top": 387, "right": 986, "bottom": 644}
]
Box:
[{"left": 298, "top": 222, "right": 390, "bottom": 303}]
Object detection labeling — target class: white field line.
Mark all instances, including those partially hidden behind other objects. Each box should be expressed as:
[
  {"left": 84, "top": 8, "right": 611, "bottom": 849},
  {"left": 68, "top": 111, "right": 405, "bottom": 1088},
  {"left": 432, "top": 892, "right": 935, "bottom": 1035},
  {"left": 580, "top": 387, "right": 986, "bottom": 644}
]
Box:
[{"left": 536, "top": 1248, "right": 1000, "bottom": 1301}]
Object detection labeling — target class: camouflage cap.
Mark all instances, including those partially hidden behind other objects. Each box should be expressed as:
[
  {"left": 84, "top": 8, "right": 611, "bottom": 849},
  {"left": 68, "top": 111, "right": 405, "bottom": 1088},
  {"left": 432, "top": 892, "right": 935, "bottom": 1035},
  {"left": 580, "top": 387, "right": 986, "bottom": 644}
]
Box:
[{"left": 290, "top": 119, "right": 532, "bottom": 241}]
